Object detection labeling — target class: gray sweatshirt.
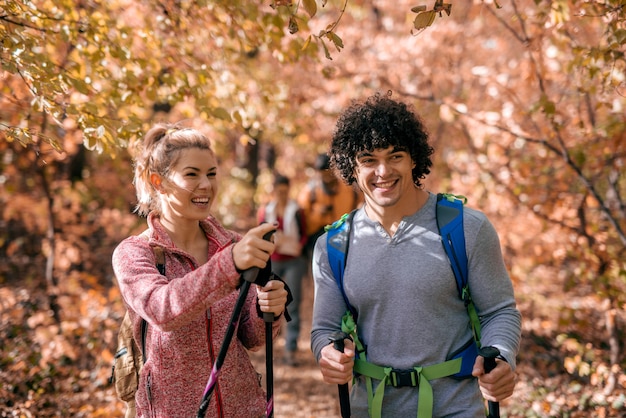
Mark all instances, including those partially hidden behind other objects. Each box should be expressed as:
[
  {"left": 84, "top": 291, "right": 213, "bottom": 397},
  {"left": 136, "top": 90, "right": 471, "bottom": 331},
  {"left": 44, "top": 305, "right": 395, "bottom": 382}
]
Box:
[{"left": 311, "top": 192, "right": 521, "bottom": 417}]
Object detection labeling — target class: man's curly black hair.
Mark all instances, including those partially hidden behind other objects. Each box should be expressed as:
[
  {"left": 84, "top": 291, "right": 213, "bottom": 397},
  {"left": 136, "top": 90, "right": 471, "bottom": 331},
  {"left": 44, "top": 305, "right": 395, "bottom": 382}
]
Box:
[{"left": 329, "top": 92, "right": 434, "bottom": 187}]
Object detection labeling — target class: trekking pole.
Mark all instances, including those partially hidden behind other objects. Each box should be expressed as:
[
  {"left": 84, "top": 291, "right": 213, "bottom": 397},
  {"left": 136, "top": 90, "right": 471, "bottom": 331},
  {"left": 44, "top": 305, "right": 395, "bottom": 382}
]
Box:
[
  {"left": 329, "top": 331, "right": 352, "bottom": 418},
  {"left": 264, "top": 311, "right": 275, "bottom": 418},
  {"left": 197, "top": 231, "right": 275, "bottom": 418},
  {"left": 479, "top": 346, "right": 501, "bottom": 418}
]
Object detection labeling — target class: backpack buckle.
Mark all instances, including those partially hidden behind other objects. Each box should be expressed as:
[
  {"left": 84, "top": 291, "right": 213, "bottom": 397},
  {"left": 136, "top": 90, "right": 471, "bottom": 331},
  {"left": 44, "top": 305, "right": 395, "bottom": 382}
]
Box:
[
  {"left": 389, "top": 368, "right": 419, "bottom": 388},
  {"left": 461, "top": 287, "right": 472, "bottom": 306}
]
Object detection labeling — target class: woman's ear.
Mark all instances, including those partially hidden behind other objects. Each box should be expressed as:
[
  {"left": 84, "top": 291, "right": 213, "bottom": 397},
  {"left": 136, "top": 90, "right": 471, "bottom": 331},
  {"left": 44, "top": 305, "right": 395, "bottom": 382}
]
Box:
[{"left": 150, "top": 173, "right": 163, "bottom": 192}]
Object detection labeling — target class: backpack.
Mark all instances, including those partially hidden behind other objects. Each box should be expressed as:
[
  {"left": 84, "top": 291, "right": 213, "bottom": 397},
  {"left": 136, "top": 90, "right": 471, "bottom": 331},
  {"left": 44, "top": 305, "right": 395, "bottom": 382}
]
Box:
[
  {"left": 325, "top": 193, "right": 483, "bottom": 417},
  {"left": 109, "top": 245, "right": 165, "bottom": 403}
]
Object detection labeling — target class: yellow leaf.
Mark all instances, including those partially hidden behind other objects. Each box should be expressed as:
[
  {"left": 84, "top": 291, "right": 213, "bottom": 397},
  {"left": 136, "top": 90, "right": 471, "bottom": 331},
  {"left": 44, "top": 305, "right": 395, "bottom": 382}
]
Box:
[
  {"left": 328, "top": 32, "right": 344, "bottom": 50},
  {"left": 303, "top": 0, "right": 317, "bottom": 18},
  {"left": 302, "top": 35, "right": 312, "bottom": 51},
  {"left": 212, "top": 107, "right": 232, "bottom": 121},
  {"left": 413, "top": 11, "right": 436, "bottom": 30}
]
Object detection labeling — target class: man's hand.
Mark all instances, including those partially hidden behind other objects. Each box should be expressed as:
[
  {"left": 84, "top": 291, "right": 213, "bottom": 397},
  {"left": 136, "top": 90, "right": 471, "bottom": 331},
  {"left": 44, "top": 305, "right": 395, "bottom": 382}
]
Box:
[
  {"left": 472, "top": 355, "right": 517, "bottom": 402},
  {"left": 319, "top": 338, "right": 355, "bottom": 385}
]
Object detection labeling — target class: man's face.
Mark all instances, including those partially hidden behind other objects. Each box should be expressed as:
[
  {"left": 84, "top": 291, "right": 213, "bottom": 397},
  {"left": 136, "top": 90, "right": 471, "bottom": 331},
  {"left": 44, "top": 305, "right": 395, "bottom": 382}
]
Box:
[{"left": 354, "top": 146, "right": 415, "bottom": 210}]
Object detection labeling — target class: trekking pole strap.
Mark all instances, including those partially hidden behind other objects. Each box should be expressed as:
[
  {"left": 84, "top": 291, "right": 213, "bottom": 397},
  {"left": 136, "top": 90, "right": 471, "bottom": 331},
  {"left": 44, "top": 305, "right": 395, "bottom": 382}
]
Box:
[{"left": 353, "top": 357, "right": 462, "bottom": 418}]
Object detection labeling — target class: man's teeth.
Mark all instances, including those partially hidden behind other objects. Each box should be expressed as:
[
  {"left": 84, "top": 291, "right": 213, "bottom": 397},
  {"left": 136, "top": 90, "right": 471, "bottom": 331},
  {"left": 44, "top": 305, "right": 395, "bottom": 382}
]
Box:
[{"left": 377, "top": 181, "right": 395, "bottom": 188}]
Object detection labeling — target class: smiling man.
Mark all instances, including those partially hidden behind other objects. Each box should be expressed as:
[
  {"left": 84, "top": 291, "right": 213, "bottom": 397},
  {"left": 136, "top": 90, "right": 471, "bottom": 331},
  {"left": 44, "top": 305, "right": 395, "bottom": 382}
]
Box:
[{"left": 310, "top": 92, "right": 522, "bottom": 418}]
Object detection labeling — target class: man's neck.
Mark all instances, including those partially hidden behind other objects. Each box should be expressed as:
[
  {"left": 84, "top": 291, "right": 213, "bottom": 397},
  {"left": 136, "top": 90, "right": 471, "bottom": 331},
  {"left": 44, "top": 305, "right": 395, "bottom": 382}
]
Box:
[{"left": 364, "top": 189, "right": 429, "bottom": 236}]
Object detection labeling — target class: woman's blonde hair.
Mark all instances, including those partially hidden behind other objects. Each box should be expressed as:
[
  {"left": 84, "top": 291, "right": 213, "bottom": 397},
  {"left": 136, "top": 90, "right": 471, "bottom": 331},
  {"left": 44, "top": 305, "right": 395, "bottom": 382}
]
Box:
[{"left": 133, "top": 122, "right": 214, "bottom": 216}]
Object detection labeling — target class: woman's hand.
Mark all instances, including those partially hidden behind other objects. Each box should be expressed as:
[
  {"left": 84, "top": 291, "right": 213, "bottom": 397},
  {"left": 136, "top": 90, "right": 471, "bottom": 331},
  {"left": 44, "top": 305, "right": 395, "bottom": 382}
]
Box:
[
  {"left": 232, "top": 223, "right": 277, "bottom": 272},
  {"left": 256, "top": 280, "right": 288, "bottom": 317}
]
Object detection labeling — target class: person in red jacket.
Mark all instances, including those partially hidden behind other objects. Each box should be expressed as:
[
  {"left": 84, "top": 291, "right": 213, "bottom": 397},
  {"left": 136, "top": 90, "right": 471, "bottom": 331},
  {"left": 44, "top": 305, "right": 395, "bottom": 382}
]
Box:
[
  {"left": 257, "top": 174, "right": 307, "bottom": 366},
  {"left": 112, "top": 122, "right": 288, "bottom": 418}
]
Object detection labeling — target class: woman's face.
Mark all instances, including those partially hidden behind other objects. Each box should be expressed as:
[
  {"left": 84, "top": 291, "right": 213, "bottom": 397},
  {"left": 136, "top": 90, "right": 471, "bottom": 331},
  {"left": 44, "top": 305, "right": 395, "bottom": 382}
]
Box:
[{"left": 158, "top": 148, "right": 218, "bottom": 222}]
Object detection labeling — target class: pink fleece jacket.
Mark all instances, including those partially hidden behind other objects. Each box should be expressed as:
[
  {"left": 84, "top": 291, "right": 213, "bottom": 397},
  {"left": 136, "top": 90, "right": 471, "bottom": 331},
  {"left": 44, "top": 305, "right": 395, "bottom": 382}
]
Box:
[{"left": 112, "top": 213, "right": 281, "bottom": 418}]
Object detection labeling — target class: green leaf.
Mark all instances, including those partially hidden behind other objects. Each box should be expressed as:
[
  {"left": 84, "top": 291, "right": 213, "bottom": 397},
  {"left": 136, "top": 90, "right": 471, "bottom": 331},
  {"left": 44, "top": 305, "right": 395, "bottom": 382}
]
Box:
[
  {"left": 212, "top": 107, "right": 232, "bottom": 121},
  {"left": 540, "top": 94, "right": 556, "bottom": 115},
  {"left": 70, "top": 77, "right": 91, "bottom": 95}
]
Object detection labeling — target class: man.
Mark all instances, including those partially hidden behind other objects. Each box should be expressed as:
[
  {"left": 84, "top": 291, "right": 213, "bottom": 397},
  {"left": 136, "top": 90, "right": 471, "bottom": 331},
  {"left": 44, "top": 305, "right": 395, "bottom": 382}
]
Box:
[
  {"left": 297, "top": 153, "right": 362, "bottom": 259},
  {"left": 310, "top": 93, "right": 521, "bottom": 417}
]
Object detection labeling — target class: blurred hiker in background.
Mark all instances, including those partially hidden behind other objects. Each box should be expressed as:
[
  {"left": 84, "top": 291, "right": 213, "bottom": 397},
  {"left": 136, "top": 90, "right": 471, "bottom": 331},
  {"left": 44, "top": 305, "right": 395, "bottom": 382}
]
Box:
[
  {"left": 257, "top": 174, "right": 308, "bottom": 366},
  {"left": 297, "top": 153, "right": 362, "bottom": 261}
]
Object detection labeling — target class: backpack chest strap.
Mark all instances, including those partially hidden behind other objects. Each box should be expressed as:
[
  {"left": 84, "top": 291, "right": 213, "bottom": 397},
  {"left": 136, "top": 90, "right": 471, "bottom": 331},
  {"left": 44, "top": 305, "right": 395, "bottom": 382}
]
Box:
[{"left": 354, "top": 357, "right": 463, "bottom": 418}]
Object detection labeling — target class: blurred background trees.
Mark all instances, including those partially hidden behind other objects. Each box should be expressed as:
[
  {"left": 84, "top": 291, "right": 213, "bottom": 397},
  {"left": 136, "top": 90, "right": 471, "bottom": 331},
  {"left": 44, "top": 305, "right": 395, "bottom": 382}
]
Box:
[{"left": 1, "top": 0, "right": 625, "bottom": 416}]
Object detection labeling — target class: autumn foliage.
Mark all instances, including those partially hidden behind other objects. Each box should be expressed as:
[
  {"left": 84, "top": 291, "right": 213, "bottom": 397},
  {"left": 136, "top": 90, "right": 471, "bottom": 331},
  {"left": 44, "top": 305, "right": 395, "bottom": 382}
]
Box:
[{"left": 1, "top": 0, "right": 625, "bottom": 416}]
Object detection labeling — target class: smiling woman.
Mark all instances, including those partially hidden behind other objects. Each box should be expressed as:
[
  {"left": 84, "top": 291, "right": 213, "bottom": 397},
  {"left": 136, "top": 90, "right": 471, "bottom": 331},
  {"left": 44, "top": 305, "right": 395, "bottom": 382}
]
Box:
[
  {"left": 133, "top": 125, "right": 214, "bottom": 218},
  {"left": 112, "top": 122, "right": 289, "bottom": 418}
]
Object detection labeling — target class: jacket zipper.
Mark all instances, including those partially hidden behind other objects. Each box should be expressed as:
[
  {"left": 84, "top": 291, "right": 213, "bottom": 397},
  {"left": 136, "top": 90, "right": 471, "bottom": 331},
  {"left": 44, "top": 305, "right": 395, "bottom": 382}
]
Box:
[
  {"left": 146, "top": 373, "right": 152, "bottom": 402},
  {"left": 145, "top": 371, "right": 155, "bottom": 417}
]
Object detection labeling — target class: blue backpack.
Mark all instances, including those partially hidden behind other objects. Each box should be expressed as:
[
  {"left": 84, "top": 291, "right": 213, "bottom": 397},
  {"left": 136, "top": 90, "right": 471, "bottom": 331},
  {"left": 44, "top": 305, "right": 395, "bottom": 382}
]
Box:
[{"left": 325, "top": 193, "right": 482, "bottom": 380}]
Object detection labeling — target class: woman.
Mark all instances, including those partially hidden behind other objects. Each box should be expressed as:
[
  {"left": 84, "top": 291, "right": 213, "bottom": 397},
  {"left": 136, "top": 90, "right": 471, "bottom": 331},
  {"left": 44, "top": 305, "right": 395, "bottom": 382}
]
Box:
[{"left": 112, "top": 123, "right": 288, "bottom": 417}]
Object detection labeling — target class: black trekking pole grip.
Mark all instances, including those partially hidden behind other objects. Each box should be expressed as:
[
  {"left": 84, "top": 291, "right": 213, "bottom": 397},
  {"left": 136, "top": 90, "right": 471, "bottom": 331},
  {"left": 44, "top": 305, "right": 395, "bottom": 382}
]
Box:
[
  {"left": 329, "top": 331, "right": 352, "bottom": 418},
  {"left": 259, "top": 228, "right": 277, "bottom": 324},
  {"left": 479, "top": 346, "right": 501, "bottom": 418},
  {"left": 242, "top": 229, "right": 276, "bottom": 284}
]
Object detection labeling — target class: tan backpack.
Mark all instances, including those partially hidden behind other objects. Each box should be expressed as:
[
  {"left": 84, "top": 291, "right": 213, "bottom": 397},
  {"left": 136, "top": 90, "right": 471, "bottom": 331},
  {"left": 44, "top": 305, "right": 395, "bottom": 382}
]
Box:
[{"left": 109, "top": 246, "right": 164, "bottom": 408}]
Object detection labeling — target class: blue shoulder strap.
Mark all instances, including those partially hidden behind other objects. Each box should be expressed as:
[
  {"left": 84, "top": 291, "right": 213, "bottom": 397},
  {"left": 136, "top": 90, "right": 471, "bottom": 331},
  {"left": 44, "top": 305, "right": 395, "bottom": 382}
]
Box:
[
  {"left": 326, "top": 211, "right": 357, "bottom": 318},
  {"left": 436, "top": 193, "right": 482, "bottom": 346},
  {"left": 435, "top": 193, "right": 468, "bottom": 299}
]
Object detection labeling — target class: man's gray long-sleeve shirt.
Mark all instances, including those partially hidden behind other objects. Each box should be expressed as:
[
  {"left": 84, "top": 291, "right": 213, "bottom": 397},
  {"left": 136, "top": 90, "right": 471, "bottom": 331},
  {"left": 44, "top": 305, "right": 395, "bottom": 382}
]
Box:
[{"left": 311, "top": 192, "right": 522, "bottom": 417}]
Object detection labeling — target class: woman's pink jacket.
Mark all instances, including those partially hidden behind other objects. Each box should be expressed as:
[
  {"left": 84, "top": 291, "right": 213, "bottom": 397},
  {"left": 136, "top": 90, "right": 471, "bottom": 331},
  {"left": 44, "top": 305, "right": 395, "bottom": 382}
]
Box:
[{"left": 112, "top": 213, "right": 280, "bottom": 417}]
